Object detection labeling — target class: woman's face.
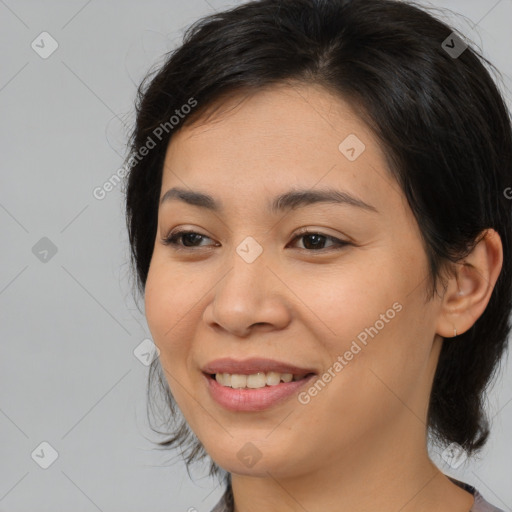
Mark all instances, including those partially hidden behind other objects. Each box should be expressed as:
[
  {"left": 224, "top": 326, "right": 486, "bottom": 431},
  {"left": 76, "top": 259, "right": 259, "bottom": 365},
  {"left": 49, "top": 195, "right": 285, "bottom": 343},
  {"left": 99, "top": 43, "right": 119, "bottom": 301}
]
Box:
[{"left": 144, "top": 84, "right": 446, "bottom": 478}]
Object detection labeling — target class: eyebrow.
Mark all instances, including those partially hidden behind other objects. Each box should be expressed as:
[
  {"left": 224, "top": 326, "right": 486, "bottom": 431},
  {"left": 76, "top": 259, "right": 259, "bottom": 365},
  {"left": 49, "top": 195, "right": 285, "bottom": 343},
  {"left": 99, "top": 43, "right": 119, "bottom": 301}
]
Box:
[{"left": 160, "top": 186, "right": 378, "bottom": 214}]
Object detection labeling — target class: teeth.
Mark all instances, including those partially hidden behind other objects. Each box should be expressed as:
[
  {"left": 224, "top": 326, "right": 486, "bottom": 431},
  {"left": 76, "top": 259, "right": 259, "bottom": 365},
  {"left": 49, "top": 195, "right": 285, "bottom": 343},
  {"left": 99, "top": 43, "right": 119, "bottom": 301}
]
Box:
[
  {"left": 231, "top": 374, "right": 247, "bottom": 389},
  {"left": 214, "top": 371, "right": 306, "bottom": 389},
  {"left": 247, "top": 373, "right": 266, "bottom": 388},
  {"left": 266, "top": 371, "right": 281, "bottom": 386}
]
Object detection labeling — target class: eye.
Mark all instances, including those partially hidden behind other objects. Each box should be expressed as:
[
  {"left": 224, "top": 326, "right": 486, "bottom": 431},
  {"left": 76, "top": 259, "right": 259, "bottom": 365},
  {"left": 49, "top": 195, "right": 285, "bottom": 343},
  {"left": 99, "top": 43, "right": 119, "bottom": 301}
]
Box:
[
  {"left": 161, "top": 230, "right": 218, "bottom": 250},
  {"left": 288, "top": 229, "right": 349, "bottom": 251}
]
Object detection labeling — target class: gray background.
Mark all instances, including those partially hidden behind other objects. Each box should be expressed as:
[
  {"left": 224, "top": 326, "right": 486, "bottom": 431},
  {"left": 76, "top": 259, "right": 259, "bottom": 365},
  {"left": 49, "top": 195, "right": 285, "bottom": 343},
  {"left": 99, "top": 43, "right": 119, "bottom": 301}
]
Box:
[{"left": 0, "top": 0, "right": 511, "bottom": 510}]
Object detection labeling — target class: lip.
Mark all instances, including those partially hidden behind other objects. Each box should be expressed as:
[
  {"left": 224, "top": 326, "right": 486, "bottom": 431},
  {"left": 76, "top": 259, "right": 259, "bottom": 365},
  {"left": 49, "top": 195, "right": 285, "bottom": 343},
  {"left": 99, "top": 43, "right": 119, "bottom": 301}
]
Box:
[
  {"left": 204, "top": 372, "right": 317, "bottom": 412},
  {"left": 202, "top": 357, "right": 317, "bottom": 376}
]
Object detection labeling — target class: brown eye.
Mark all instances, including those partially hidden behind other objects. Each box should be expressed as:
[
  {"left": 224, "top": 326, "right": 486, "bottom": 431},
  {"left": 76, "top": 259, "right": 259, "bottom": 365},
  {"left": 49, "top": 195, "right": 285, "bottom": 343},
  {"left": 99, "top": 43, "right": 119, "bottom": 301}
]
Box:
[
  {"left": 161, "top": 230, "right": 217, "bottom": 249},
  {"left": 289, "top": 230, "right": 349, "bottom": 251}
]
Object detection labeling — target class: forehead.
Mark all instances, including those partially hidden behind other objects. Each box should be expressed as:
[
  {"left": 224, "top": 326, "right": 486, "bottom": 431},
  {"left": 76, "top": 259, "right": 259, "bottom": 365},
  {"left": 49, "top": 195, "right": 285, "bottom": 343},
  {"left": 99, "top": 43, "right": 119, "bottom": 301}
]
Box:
[
  {"left": 161, "top": 84, "right": 402, "bottom": 219},
  {"left": 167, "top": 84, "right": 372, "bottom": 161}
]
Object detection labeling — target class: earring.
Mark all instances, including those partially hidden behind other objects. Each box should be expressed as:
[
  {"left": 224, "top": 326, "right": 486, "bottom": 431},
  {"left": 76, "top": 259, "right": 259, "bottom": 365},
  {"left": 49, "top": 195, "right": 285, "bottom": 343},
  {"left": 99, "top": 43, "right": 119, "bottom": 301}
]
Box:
[{"left": 453, "top": 326, "right": 458, "bottom": 337}]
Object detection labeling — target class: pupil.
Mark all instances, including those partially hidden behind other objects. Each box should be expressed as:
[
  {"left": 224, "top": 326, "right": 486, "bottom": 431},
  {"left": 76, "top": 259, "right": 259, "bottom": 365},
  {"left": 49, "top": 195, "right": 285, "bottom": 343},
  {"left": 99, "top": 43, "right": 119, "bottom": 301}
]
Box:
[
  {"left": 304, "top": 234, "right": 324, "bottom": 250},
  {"left": 183, "top": 233, "right": 202, "bottom": 246}
]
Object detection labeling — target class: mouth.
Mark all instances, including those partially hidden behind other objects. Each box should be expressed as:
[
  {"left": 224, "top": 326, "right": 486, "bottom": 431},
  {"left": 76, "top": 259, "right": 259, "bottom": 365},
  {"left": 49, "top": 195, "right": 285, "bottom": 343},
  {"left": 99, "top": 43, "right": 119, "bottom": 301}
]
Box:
[
  {"left": 204, "top": 370, "right": 317, "bottom": 412},
  {"left": 205, "top": 371, "right": 316, "bottom": 389}
]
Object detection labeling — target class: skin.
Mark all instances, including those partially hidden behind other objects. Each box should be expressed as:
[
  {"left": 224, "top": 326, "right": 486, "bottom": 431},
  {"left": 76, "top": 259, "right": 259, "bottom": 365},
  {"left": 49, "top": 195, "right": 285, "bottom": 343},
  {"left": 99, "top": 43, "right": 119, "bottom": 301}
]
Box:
[{"left": 144, "top": 83, "right": 503, "bottom": 512}]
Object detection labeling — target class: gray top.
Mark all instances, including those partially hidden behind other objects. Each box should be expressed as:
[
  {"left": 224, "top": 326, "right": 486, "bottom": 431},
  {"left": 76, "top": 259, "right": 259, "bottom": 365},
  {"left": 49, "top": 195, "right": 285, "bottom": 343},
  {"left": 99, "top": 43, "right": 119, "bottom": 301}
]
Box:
[{"left": 210, "top": 477, "right": 504, "bottom": 512}]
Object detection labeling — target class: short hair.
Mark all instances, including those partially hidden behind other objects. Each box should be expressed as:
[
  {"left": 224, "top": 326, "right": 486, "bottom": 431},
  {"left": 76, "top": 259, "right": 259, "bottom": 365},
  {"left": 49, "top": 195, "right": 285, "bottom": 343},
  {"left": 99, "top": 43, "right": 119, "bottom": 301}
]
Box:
[{"left": 123, "top": 0, "right": 512, "bottom": 479}]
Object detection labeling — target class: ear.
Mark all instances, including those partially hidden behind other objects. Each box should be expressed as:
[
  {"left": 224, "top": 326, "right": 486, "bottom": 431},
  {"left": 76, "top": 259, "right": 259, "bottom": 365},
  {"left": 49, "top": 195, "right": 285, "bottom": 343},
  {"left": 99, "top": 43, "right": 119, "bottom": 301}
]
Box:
[{"left": 436, "top": 229, "right": 503, "bottom": 339}]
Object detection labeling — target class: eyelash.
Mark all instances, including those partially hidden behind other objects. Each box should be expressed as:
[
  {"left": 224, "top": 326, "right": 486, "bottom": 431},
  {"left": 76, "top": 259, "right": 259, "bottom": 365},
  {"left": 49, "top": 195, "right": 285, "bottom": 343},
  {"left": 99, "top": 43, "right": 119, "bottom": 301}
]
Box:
[{"left": 161, "top": 228, "right": 349, "bottom": 253}]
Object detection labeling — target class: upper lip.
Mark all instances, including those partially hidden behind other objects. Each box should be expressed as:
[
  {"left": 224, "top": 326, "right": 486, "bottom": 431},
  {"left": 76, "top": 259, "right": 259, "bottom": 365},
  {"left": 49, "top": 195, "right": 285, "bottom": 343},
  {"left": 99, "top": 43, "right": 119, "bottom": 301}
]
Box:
[{"left": 202, "top": 357, "right": 317, "bottom": 376}]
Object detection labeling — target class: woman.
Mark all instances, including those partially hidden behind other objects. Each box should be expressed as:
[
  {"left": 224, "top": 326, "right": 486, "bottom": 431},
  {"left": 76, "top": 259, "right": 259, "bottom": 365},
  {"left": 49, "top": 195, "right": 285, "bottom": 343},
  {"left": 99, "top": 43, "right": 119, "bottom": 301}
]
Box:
[{"left": 124, "top": 0, "right": 511, "bottom": 510}]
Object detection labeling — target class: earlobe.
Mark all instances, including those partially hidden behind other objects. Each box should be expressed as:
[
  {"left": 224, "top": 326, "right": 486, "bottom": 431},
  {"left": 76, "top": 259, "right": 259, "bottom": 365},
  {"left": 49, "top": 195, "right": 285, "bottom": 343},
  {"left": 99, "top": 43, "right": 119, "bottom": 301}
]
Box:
[{"left": 436, "top": 229, "right": 503, "bottom": 339}]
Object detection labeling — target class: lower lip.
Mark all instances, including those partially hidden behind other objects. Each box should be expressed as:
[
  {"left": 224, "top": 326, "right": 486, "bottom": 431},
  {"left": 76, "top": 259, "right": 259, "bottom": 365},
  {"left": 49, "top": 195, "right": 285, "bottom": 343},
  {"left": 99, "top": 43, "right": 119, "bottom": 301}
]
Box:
[{"left": 204, "top": 373, "right": 316, "bottom": 412}]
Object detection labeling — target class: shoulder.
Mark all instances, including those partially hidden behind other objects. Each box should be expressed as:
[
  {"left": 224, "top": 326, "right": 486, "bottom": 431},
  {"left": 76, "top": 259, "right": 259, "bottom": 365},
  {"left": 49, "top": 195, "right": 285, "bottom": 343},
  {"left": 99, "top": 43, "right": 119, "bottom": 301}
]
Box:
[
  {"left": 450, "top": 477, "right": 505, "bottom": 512},
  {"left": 471, "top": 489, "right": 505, "bottom": 512},
  {"left": 208, "top": 479, "right": 506, "bottom": 512}
]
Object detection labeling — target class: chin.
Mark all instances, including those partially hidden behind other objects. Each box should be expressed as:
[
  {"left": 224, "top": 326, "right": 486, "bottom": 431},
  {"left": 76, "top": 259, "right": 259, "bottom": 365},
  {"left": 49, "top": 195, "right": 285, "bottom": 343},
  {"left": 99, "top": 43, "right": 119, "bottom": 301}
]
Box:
[{"left": 205, "top": 441, "right": 299, "bottom": 478}]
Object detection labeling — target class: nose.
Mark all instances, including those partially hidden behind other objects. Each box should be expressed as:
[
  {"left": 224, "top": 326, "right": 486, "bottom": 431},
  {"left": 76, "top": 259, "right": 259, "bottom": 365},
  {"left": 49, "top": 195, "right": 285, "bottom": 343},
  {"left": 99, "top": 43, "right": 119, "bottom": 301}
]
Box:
[{"left": 202, "top": 245, "right": 292, "bottom": 337}]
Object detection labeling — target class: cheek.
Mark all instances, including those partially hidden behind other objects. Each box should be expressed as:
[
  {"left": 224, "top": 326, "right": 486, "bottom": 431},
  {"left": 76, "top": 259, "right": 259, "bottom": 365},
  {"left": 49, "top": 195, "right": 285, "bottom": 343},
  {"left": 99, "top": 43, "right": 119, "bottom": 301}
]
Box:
[
  {"left": 144, "top": 258, "right": 198, "bottom": 362},
  {"left": 144, "top": 262, "right": 170, "bottom": 348},
  {"left": 304, "top": 252, "right": 433, "bottom": 403},
  {"left": 300, "top": 257, "right": 403, "bottom": 350},
  {"left": 144, "top": 259, "right": 204, "bottom": 414}
]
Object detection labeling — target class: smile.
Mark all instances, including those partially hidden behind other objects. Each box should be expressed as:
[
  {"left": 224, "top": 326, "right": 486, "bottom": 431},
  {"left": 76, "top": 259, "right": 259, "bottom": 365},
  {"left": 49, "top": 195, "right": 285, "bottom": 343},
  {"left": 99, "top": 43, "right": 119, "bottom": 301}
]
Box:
[
  {"left": 211, "top": 371, "right": 312, "bottom": 389},
  {"left": 204, "top": 372, "right": 317, "bottom": 412}
]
